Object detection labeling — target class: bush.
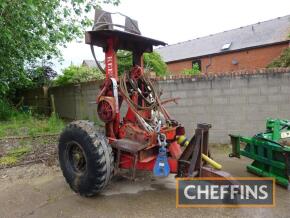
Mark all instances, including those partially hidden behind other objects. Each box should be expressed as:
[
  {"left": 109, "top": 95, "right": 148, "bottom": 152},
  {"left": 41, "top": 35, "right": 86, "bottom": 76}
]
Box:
[
  {"left": 0, "top": 99, "right": 13, "bottom": 121},
  {"left": 117, "top": 51, "right": 167, "bottom": 76},
  {"left": 181, "top": 63, "right": 201, "bottom": 76},
  {"left": 267, "top": 48, "right": 290, "bottom": 68},
  {"left": 54, "top": 65, "right": 105, "bottom": 86}
]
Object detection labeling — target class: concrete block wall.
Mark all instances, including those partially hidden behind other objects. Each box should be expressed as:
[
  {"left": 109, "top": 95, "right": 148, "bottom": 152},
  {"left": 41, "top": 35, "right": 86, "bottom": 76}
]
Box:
[
  {"left": 158, "top": 69, "right": 290, "bottom": 143},
  {"left": 49, "top": 81, "right": 103, "bottom": 121},
  {"left": 22, "top": 68, "right": 290, "bottom": 144},
  {"left": 49, "top": 85, "right": 78, "bottom": 119},
  {"left": 21, "top": 87, "right": 50, "bottom": 114}
]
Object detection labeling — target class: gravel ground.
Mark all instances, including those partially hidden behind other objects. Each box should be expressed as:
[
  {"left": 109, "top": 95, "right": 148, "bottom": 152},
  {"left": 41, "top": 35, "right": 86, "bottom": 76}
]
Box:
[{"left": 0, "top": 135, "right": 58, "bottom": 169}]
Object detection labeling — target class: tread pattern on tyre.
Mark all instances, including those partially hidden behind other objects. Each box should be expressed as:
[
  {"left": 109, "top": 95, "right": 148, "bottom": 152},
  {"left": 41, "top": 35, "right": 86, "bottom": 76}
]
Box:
[{"left": 58, "top": 120, "right": 114, "bottom": 197}]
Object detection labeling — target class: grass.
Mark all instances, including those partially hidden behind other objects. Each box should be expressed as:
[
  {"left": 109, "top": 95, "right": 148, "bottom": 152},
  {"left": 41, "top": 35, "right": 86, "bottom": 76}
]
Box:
[
  {"left": 0, "top": 156, "right": 18, "bottom": 166},
  {"left": 0, "top": 113, "right": 65, "bottom": 138},
  {"left": 0, "top": 109, "right": 65, "bottom": 167},
  {"left": 0, "top": 145, "right": 32, "bottom": 167}
]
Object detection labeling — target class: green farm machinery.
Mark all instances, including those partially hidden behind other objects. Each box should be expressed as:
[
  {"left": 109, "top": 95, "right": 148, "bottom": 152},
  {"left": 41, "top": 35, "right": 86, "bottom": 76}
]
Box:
[{"left": 230, "top": 118, "right": 290, "bottom": 189}]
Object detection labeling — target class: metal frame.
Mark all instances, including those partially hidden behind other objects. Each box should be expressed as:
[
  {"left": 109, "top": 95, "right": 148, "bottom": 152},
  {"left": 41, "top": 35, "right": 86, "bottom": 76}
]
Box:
[
  {"left": 230, "top": 119, "right": 290, "bottom": 189},
  {"left": 85, "top": 9, "right": 227, "bottom": 180}
]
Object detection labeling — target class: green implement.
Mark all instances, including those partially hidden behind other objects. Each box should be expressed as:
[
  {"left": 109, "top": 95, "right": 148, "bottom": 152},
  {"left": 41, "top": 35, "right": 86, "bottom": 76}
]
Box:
[{"left": 229, "top": 118, "right": 290, "bottom": 189}]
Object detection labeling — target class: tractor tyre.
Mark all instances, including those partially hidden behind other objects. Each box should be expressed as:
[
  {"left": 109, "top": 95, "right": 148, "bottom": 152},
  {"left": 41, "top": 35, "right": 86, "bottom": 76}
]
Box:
[{"left": 58, "top": 120, "right": 114, "bottom": 197}]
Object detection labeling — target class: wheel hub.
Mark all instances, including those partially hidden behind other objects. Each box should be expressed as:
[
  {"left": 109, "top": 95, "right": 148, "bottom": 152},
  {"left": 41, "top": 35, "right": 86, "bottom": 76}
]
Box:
[{"left": 68, "top": 142, "right": 86, "bottom": 173}]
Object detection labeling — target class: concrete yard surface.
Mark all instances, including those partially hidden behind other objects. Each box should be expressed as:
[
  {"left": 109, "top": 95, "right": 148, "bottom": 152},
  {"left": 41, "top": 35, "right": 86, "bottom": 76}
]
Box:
[{"left": 0, "top": 147, "right": 289, "bottom": 218}]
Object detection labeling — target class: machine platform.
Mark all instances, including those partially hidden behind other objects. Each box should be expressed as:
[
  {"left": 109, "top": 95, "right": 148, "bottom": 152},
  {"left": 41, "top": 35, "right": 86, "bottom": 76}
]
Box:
[{"left": 85, "top": 29, "right": 166, "bottom": 52}]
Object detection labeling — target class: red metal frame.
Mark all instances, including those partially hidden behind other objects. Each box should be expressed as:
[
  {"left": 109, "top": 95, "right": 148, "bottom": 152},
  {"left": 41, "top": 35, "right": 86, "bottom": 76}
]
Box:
[
  {"left": 105, "top": 38, "right": 118, "bottom": 80},
  {"left": 95, "top": 32, "right": 183, "bottom": 175},
  {"left": 119, "top": 154, "right": 178, "bottom": 173},
  {"left": 85, "top": 10, "right": 230, "bottom": 180}
]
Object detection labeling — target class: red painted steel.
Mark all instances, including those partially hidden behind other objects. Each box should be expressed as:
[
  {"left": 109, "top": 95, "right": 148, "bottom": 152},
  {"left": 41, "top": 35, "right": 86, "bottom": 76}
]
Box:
[
  {"left": 119, "top": 154, "right": 178, "bottom": 173},
  {"left": 105, "top": 38, "right": 118, "bottom": 80},
  {"left": 90, "top": 25, "right": 184, "bottom": 174}
]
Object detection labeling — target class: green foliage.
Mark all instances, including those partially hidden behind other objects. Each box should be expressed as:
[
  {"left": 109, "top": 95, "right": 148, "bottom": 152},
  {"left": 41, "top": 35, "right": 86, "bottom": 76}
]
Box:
[
  {"left": 27, "top": 65, "right": 57, "bottom": 88},
  {"left": 117, "top": 51, "right": 167, "bottom": 76},
  {"left": 54, "top": 65, "right": 105, "bottom": 85},
  {"left": 0, "top": 0, "right": 119, "bottom": 98},
  {"left": 267, "top": 48, "right": 290, "bottom": 68},
  {"left": 181, "top": 63, "right": 201, "bottom": 75},
  {"left": 0, "top": 156, "right": 18, "bottom": 166},
  {"left": 46, "top": 114, "right": 65, "bottom": 133},
  {"left": 7, "top": 146, "right": 32, "bottom": 159},
  {"left": 144, "top": 52, "right": 167, "bottom": 76},
  {"left": 55, "top": 51, "right": 167, "bottom": 85},
  {"left": 0, "top": 113, "right": 65, "bottom": 137},
  {"left": 117, "top": 51, "right": 133, "bottom": 74},
  {"left": 0, "top": 145, "right": 32, "bottom": 167},
  {"left": 0, "top": 99, "right": 14, "bottom": 121}
]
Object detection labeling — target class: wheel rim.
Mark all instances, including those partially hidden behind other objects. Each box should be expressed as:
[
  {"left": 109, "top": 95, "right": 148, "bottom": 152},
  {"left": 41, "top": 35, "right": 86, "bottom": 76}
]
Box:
[{"left": 67, "top": 141, "right": 87, "bottom": 173}]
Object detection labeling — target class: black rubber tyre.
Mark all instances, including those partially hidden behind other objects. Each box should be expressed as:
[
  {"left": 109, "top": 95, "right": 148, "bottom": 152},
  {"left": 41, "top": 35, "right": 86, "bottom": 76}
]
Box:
[{"left": 58, "top": 120, "right": 114, "bottom": 197}]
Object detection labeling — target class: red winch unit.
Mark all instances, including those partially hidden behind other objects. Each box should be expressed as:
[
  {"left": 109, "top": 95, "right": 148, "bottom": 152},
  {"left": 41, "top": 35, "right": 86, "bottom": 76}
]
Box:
[{"left": 58, "top": 9, "right": 230, "bottom": 197}]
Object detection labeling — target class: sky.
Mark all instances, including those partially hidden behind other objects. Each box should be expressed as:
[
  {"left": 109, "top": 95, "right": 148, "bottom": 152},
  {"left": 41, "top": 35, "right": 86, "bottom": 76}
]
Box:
[{"left": 54, "top": 0, "right": 290, "bottom": 73}]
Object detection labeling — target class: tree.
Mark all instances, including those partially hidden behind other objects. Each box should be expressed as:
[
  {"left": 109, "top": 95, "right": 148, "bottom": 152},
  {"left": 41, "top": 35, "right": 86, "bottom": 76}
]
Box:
[
  {"left": 27, "top": 65, "right": 58, "bottom": 88},
  {"left": 117, "top": 51, "right": 167, "bottom": 76},
  {"left": 54, "top": 65, "right": 105, "bottom": 85},
  {"left": 0, "top": 0, "right": 119, "bottom": 97},
  {"left": 117, "top": 50, "right": 133, "bottom": 74},
  {"left": 144, "top": 52, "right": 167, "bottom": 76}
]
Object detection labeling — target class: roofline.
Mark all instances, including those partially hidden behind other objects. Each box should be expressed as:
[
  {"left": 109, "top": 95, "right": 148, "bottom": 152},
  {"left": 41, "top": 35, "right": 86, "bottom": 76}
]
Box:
[
  {"left": 165, "top": 40, "right": 290, "bottom": 64},
  {"left": 156, "top": 14, "right": 290, "bottom": 51}
]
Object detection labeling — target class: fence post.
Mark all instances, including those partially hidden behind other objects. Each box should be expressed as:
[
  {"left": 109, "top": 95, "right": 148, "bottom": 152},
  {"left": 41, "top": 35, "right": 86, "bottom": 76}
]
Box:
[
  {"left": 35, "top": 96, "right": 38, "bottom": 113},
  {"left": 50, "top": 94, "right": 56, "bottom": 115}
]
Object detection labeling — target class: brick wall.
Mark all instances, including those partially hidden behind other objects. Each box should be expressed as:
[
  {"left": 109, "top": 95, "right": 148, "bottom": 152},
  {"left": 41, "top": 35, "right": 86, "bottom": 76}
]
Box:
[
  {"left": 167, "top": 43, "right": 289, "bottom": 74},
  {"left": 166, "top": 60, "right": 192, "bottom": 73},
  {"left": 21, "top": 68, "right": 290, "bottom": 144}
]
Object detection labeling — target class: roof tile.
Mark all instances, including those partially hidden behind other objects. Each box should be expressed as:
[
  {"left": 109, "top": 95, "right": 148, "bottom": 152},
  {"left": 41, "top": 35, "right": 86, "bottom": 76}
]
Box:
[{"left": 156, "top": 15, "right": 290, "bottom": 62}]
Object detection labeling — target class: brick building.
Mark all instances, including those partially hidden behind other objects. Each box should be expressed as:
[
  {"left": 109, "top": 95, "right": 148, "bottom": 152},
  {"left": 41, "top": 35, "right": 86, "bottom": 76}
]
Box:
[{"left": 156, "top": 15, "right": 290, "bottom": 74}]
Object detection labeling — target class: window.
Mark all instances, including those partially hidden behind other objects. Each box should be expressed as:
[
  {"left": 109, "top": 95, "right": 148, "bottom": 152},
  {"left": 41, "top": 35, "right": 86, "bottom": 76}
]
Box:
[
  {"left": 221, "top": 42, "right": 232, "bottom": 50},
  {"left": 192, "top": 59, "right": 201, "bottom": 71}
]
